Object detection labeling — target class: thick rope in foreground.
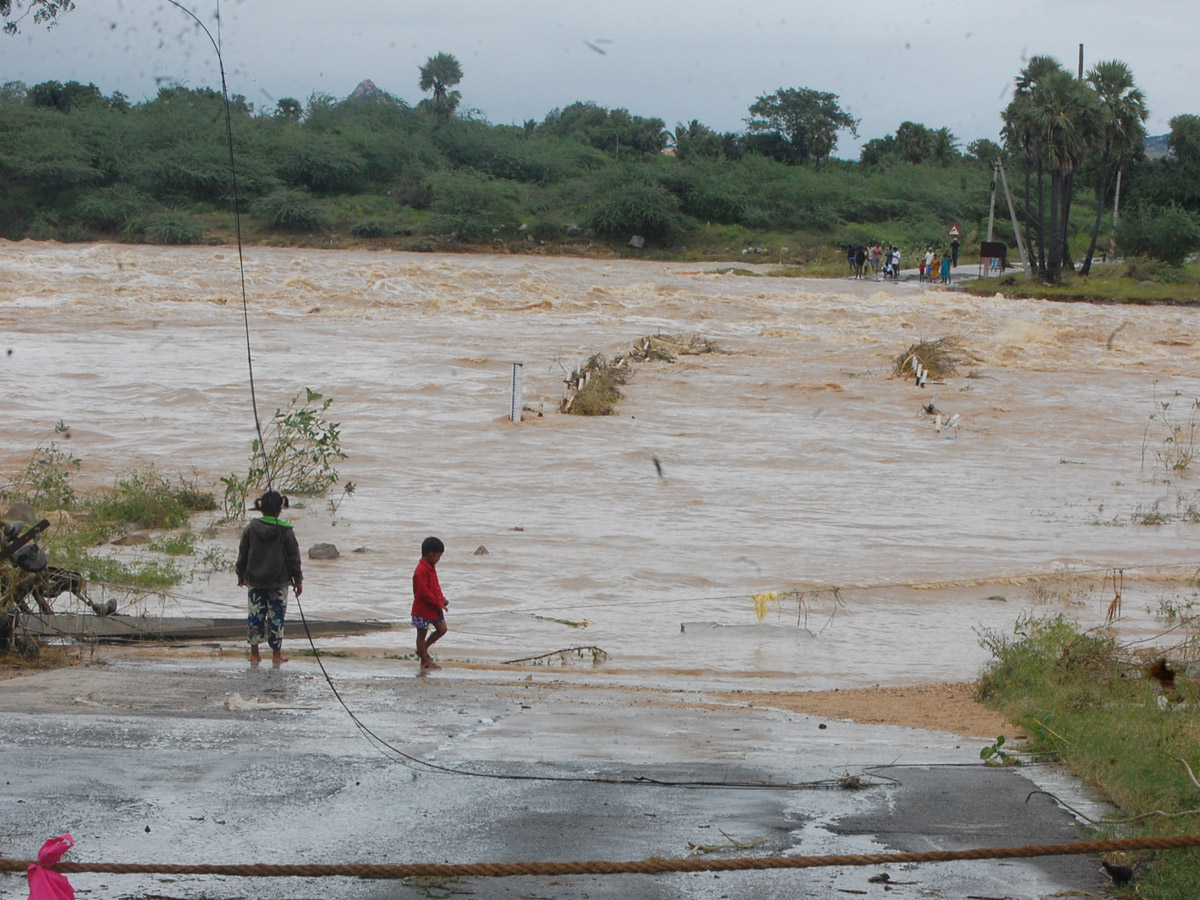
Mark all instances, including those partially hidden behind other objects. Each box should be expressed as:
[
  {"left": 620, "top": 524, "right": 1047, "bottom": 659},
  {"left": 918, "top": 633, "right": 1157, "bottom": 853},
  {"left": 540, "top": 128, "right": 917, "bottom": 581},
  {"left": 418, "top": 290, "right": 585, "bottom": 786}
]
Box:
[{"left": 3, "top": 834, "right": 1199, "bottom": 879}]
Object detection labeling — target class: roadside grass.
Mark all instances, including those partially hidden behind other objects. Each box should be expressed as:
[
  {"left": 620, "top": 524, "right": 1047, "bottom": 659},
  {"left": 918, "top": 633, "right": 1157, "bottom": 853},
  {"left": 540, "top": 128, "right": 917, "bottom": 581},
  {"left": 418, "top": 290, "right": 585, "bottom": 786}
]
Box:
[
  {"left": 962, "top": 263, "right": 1200, "bottom": 306},
  {"left": 86, "top": 466, "right": 216, "bottom": 533},
  {"left": 978, "top": 613, "right": 1200, "bottom": 898},
  {"left": 2, "top": 452, "right": 217, "bottom": 591}
]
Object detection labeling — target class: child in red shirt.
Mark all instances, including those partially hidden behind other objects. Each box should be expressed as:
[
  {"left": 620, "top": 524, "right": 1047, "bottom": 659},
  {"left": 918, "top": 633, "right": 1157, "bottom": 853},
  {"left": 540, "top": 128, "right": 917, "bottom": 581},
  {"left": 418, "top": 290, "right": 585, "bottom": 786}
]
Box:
[{"left": 411, "top": 536, "right": 448, "bottom": 669}]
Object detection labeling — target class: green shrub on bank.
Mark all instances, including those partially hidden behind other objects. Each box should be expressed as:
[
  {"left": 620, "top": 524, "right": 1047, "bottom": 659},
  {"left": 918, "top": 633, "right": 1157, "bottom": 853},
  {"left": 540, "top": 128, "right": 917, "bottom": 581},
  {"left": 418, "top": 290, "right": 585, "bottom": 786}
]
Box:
[
  {"left": 86, "top": 466, "right": 216, "bottom": 532},
  {"left": 1, "top": 448, "right": 214, "bottom": 592},
  {"left": 1, "top": 441, "right": 80, "bottom": 511},
  {"left": 350, "top": 218, "right": 398, "bottom": 238},
  {"left": 583, "top": 175, "right": 688, "bottom": 243},
  {"left": 424, "top": 170, "right": 518, "bottom": 242},
  {"left": 1123, "top": 257, "right": 1192, "bottom": 284},
  {"left": 74, "top": 184, "right": 151, "bottom": 231},
  {"left": 1118, "top": 202, "right": 1200, "bottom": 266},
  {"left": 978, "top": 613, "right": 1200, "bottom": 898},
  {"left": 141, "top": 210, "right": 203, "bottom": 245},
  {"left": 252, "top": 188, "right": 330, "bottom": 232}
]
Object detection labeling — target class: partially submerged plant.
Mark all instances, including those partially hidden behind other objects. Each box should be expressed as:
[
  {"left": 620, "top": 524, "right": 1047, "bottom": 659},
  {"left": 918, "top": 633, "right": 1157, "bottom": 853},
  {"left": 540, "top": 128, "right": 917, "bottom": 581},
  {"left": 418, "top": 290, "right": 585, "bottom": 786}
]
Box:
[
  {"left": 562, "top": 353, "right": 628, "bottom": 416},
  {"left": 0, "top": 441, "right": 81, "bottom": 512},
  {"left": 88, "top": 466, "right": 215, "bottom": 532},
  {"left": 894, "top": 336, "right": 966, "bottom": 380},
  {"left": 562, "top": 334, "right": 718, "bottom": 416},
  {"left": 223, "top": 387, "right": 348, "bottom": 517},
  {"left": 1141, "top": 382, "right": 1200, "bottom": 479}
]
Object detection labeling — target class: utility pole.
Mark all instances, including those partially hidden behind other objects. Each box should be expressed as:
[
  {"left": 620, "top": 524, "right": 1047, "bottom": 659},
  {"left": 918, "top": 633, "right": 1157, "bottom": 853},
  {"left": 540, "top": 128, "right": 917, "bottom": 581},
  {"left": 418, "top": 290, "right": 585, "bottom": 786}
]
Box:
[
  {"left": 997, "top": 159, "right": 1031, "bottom": 277},
  {"left": 1109, "top": 166, "right": 1123, "bottom": 261},
  {"left": 1078, "top": 43, "right": 1084, "bottom": 79},
  {"left": 987, "top": 162, "right": 998, "bottom": 242}
]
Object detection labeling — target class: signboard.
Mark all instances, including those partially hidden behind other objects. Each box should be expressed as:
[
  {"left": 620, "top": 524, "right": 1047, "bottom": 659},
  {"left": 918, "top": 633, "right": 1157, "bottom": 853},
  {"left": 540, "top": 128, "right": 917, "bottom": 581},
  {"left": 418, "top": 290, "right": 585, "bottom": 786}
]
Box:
[{"left": 948, "top": 224, "right": 961, "bottom": 238}]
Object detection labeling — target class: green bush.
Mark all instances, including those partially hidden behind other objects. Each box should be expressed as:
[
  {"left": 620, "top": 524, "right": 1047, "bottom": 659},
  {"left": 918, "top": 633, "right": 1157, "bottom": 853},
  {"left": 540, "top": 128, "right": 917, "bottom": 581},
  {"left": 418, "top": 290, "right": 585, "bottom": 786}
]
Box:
[
  {"left": 1117, "top": 202, "right": 1200, "bottom": 266},
  {"left": 433, "top": 121, "right": 551, "bottom": 183},
  {"left": 350, "top": 218, "right": 397, "bottom": 238},
  {"left": 583, "top": 177, "right": 688, "bottom": 243},
  {"left": 424, "top": 171, "right": 518, "bottom": 242},
  {"left": 141, "top": 210, "right": 203, "bottom": 245},
  {"left": 222, "top": 387, "right": 348, "bottom": 518},
  {"left": 1, "top": 442, "right": 80, "bottom": 511},
  {"left": 529, "top": 220, "right": 561, "bottom": 241},
  {"left": 1123, "top": 256, "right": 1192, "bottom": 284},
  {"left": 87, "top": 466, "right": 216, "bottom": 531},
  {"left": 252, "top": 188, "right": 330, "bottom": 232},
  {"left": 274, "top": 129, "right": 366, "bottom": 193}
]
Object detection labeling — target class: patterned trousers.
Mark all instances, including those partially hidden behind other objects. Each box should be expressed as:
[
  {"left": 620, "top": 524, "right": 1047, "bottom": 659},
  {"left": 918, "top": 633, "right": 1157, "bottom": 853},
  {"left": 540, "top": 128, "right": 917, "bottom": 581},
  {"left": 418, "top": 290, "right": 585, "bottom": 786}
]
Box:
[{"left": 246, "top": 585, "right": 288, "bottom": 651}]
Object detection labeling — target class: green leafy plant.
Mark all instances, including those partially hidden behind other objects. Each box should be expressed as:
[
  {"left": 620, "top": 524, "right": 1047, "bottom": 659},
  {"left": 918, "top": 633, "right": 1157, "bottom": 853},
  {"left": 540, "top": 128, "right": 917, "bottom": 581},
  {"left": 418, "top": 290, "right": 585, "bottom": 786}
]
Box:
[
  {"left": 86, "top": 466, "right": 216, "bottom": 532},
  {"left": 141, "top": 209, "right": 203, "bottom": 245},
  {"left": 1, "top": 441, "right": 80, "bottom": 511},
  {"left": 147, "top": 531, "right": 198, "bottom": 555},
  {"left": 224, "top": 388, "right": 348, "bottom": 518},
  {"left": 979, "top": 734, "right": 1019, "bottom": 766},
  {"left": 1141, "top": 384, "right": 1200, "bottom": 478},
  {"left": 252, "top": 188, "right": 331, "bottom": 232},
  {"left": 1117, "top": 202, "right": 1200, "bottom": 266}
]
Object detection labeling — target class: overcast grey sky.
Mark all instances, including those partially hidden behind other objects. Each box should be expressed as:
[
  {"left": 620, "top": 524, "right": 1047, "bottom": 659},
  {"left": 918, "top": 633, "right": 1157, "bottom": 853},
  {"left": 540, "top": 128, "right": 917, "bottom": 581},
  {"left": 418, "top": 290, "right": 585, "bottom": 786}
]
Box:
[{"left": 2, "top": 0, "right": 1194, "bottom": 157}]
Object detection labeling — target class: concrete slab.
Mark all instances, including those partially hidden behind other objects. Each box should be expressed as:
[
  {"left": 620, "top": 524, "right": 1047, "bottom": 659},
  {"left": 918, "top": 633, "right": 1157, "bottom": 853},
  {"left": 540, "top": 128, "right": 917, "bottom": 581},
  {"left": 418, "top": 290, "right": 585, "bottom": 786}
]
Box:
[{"left": 0, "top": 654, "right": 1112, "bottom": 899}]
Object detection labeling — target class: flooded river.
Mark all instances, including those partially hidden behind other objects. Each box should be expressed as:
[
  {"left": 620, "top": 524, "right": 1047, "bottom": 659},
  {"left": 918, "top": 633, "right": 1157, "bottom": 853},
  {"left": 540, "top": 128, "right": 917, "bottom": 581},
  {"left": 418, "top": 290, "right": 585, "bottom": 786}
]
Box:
[{"left": 2, "top": 240, "right": 1198, "bottom": 689}]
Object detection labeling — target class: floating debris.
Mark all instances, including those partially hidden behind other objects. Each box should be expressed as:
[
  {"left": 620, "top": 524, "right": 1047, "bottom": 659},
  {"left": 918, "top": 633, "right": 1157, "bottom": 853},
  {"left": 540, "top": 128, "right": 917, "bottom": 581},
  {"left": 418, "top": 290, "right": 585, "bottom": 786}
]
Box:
[{"left": 503, "top": 646, "right": 608, "bottom": 666}]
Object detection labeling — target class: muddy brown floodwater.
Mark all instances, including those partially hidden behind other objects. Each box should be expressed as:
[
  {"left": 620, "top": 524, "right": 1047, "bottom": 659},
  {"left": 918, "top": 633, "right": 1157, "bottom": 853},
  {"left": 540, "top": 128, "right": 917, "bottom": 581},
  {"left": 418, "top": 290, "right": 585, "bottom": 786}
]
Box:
[{"left": 2, "top": 239, "right": 1197, "bottom": 695}]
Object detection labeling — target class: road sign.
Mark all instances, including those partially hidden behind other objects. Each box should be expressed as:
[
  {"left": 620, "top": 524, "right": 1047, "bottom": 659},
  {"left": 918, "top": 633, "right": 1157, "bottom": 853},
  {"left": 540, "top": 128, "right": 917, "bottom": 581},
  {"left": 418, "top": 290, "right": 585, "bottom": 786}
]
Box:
[{"left": 948, "top": 224, "right": 961, "bottom": 238}]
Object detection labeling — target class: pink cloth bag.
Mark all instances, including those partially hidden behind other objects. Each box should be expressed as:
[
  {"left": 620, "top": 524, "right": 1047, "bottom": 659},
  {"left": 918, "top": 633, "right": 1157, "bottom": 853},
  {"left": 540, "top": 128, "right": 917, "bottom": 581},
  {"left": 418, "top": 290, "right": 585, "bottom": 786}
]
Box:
[{"left": 26, "top": 834, "right": 75, "bottom": 900}]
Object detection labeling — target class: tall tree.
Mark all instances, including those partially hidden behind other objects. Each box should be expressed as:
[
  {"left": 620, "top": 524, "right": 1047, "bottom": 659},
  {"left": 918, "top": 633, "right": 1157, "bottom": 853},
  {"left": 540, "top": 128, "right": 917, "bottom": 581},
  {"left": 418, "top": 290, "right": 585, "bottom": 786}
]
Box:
[
  {"left": 1165, "top": 114, "right": 1200, "bottom": 209},
  {"left": 1, "top": 0, "right": 72, "bottom": 35},
  {"left": 745, "top": 87, "right": 858, "bottom": 164},
  {"left": 1080, "top": 60, "right": 1147, "bottom": 274},
  {"left": 418, "top": 52, "right": 463, "bottom": 118},
  {"left": 1025, "top": 68, "right": 1101, "bottom": 280},
  {"left": 1002, "top": 55, "right": 1064, "bottom": 276}
]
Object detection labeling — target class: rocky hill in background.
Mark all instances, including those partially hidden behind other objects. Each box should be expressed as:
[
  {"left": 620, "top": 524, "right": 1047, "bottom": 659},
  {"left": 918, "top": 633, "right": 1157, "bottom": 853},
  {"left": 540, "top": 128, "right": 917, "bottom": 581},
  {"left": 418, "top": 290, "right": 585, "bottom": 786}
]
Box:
[{"left": 1145, "top": 133, "right": 1170, "bottom": 160}]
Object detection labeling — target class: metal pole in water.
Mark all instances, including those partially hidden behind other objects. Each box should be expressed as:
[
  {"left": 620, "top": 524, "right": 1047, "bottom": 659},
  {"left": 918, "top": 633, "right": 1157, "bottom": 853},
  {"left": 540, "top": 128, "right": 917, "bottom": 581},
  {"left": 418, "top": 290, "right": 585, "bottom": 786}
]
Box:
[{"left": 510, "top": 363, "right": 524, "bottom": 423}]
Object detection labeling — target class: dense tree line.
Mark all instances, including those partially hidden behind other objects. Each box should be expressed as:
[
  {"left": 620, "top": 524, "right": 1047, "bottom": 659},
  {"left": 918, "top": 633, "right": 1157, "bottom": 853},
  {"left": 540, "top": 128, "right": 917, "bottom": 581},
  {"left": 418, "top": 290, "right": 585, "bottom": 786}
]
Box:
[
  {"left": 0, "top": 49, "right": 1197, "bottom": 272},
  {"left": 0, "top": 70, "right": 989, "bottom": 253}
]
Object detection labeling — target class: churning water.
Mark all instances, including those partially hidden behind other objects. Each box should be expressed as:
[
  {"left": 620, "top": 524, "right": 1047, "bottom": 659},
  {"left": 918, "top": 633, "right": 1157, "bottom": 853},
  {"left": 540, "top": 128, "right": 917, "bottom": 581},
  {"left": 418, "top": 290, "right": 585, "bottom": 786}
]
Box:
[{"left": 3, "top": 240, "right": 1198, "bottom": 689}]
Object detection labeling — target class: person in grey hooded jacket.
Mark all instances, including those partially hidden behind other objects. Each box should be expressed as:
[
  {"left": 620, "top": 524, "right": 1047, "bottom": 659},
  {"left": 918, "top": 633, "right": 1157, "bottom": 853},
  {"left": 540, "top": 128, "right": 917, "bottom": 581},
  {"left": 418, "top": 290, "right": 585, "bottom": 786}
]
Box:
[{"left": 236, "top": 490, "right": 303, "bottom": 666}]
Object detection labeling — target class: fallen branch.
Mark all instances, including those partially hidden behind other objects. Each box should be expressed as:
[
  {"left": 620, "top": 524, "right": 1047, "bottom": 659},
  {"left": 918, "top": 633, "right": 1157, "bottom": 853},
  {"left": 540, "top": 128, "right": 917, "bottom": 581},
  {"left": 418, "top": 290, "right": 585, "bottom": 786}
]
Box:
[{"left": 502, "top": 646, "right": 608, "bottom": 666}]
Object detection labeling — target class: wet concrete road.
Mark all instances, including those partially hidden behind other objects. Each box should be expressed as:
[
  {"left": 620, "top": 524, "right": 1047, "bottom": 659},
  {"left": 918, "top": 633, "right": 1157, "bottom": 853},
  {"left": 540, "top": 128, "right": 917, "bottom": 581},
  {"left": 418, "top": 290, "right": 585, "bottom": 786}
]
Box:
[{"left": 0, "top": 653, "right": 1111, "bottom": 899}]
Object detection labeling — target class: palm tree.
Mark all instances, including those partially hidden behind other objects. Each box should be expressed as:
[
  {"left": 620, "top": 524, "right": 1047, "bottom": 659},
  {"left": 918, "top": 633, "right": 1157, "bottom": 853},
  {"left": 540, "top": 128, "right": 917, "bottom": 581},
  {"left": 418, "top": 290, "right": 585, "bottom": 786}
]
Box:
[
  {"left": 1080, "top": 61, "right": 1147, "bottom": 274},
  {"left": 418, "top": 52, "right": 463, "bottom": 117},
  {"left": 1024, "top": 69, "right": 1101, "bottom": 281},
  {"left": 1002, "top": 56, "right": 1063, "bottom": 276}
]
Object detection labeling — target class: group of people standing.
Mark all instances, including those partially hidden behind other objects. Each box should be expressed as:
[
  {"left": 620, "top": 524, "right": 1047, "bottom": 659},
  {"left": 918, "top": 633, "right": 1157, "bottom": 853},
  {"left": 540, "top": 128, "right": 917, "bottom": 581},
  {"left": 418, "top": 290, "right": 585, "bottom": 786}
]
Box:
[
  {"left": 236, "top": 490, "right": 450, "bottom": 670},
  {"left": 919, "top": 247, "right": 953, "bottom": 284},
  {"left": 847, "top": 244, "right": 903, "bottom": 280},
  {"left": 847, "top": 238, "right": 961, "bottom": 283}
]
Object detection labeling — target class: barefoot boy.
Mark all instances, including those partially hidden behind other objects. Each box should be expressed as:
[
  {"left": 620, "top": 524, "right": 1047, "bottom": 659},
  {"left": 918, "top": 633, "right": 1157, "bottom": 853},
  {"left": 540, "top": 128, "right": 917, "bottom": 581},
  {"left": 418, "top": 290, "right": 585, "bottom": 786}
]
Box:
[{"left": 411, "top": 536, "right": 448, "bottom": 669}]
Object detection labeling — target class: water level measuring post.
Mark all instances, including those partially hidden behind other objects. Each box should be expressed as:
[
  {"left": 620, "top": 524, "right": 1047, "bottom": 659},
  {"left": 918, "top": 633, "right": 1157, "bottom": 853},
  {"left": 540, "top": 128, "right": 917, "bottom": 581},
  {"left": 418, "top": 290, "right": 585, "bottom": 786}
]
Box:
[{"left": 510, "top": 363, "right": 524, "bottom": 423}]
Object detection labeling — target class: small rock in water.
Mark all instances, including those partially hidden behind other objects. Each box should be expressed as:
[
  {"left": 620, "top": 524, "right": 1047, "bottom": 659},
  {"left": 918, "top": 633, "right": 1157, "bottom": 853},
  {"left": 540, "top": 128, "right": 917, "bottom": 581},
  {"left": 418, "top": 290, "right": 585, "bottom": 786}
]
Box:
[
  {"left": 986, "top": 595, "right": 1007, "bottom": 602},
  {"left": 352, "top": 546, "right": 370, "bottom": 553},
  {"left": 474, "top": 545, "right": 489, "bottom": 555},
  {"left": 4, "top": 501, "right": 37, "bottom": 525},
  {"left": 308, "top": 542, "right": 340, "bottom": 560}
]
